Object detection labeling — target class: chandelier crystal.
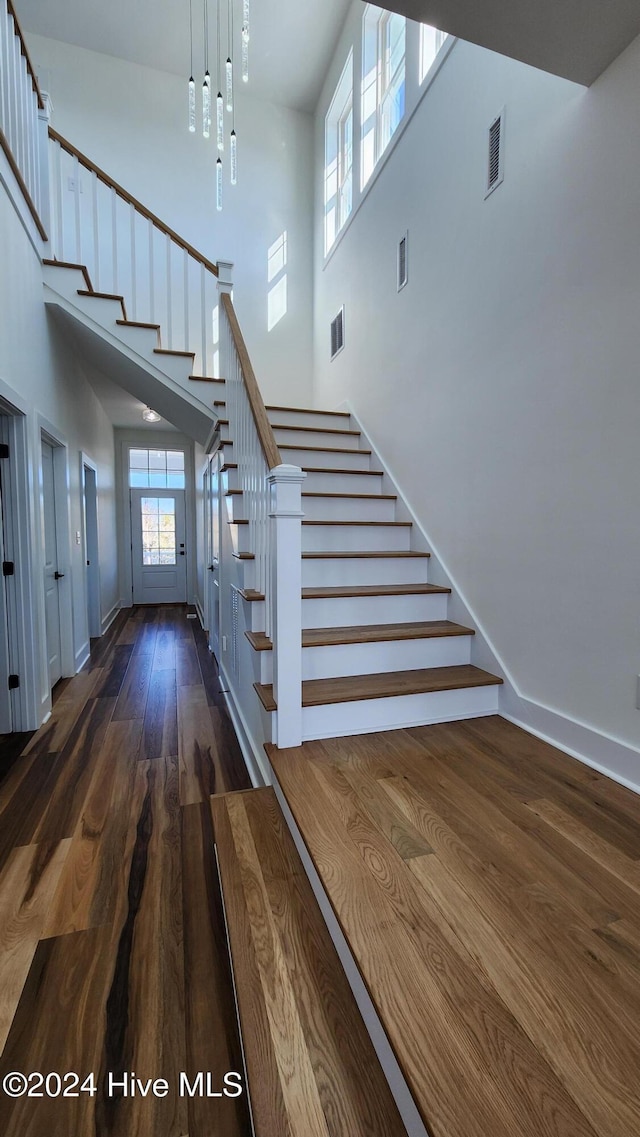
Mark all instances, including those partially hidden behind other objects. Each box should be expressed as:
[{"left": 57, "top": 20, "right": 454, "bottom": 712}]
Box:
[{"left": 187, "top": 0, "right": 251, "bottom": 209}]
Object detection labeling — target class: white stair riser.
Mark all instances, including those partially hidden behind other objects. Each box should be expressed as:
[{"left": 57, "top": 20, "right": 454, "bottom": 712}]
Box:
[
  {"left": 302, "top": 470, "right": 384, "bottom": 494},
  {"left": 298, "top": 685, "right": 501, "bottom": 741},
  {"left": 70, "top": 293, "right": 124, "bottom": 326},
  {"left": 273, "top": 426, "right": 361, "bottom": 449},
  {"left": 302, "top": 524, "right": 412, "bottom": 552},
  {"left": 303, "top": 635, "right": 471, "bottom": 679},
  {"left": 302, "top": 557, "right": 429, "bottom": 587},
  {"left": 280, "top": 447, "right": 371, "bottom": 471},
  {"left": 301, "top": 496, "right": 396, "bottom": 522},
  {"left": 244, "top": 599, "right": 265, "bottom": 632},
  {"left": 110, "top": 325, "right": 160, "bottom": 354},
  {"left": 268, "top": 409, "right": 352, "bottom": 430},
  {"left": 302, "top": 591, "right": 449, "bottom": 627},
  {"left": 259, "top": 634, "right": 472, "bottom": 684}
]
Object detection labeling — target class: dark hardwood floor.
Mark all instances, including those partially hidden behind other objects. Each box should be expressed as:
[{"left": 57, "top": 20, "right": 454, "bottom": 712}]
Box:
[{"left": 0, "top": 605, "right": 252, "bottom": 1137}]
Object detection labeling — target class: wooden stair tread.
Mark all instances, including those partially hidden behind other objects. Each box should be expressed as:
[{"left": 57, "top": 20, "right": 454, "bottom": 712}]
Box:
[
  {"left": 302, "top": 520, "right": 411, "bottom": 527},
  {"left": 77, "top": 288, "right": 127, "bottom": 318},
  {"left": 301, "top": 465, "right": 384, "bottom": 476},
  {"left": 279, "top": 444, "right": 371, "bottom": 456},
  {"left": 302, "top": 551, "right": 430, "bottom": 559},
  {"left": 301, "top": 492, "right": 397, "bottom": 501},
  {"left": 246, "top": 620, "right": 474, "bottom": 652},
  {"left": 211, "top": 787, "right": 406, "bottom": 1137},
  {"left": 233, "top": 552, "right": 255, "bottom": 561},
  {"left": 302, "top": 583, "right": 450, "bottom": 599},
  {"left": 266, "top": 404, "right": 351, "bottom": 417},
  {"left": 115, "top": 318, "right": 160, "bottom": 331},
  {"left": 44, "top": 259, "right": 93, "bottom": 289},
  {"left": 274, "top": 423, "right": 360, "bottom": 437},
  {"left": 154, "top": 347, "right": 195, "bottom": 358},
  {"left": 189, "top": 374, "right": 225, "bottom": 383},
  {"left": 255, "top": 665, "right": 503, "bottom": 711}
]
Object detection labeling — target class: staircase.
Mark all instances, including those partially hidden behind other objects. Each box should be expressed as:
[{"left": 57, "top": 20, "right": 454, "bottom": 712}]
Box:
[
  {"left": 225, "top": 404, "right": 503, "bottom": 742},
  {"left": 41, "top": 259, "right": 220, "bottom": 446}
]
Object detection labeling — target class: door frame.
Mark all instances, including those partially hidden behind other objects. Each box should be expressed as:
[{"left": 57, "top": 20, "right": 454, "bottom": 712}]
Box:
[
  {"left": 81, "top": 453, "right": 101, "bottom": 639},
  {"left": 130, "top": 487, "right": 188, "bottom": 604},
  {"left": 38, "top": 419, "right": 75, "bottom": 689},
  {"left": 0, "top": 379, "right": 39, "bottom": 731}
]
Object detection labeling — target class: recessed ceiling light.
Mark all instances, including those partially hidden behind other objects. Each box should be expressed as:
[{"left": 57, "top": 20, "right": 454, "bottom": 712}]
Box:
[{"left": 142, "top": 407, "right": 161, "bottom": 423}]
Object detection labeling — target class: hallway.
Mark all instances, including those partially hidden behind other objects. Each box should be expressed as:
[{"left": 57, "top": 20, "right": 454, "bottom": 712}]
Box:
[{"left": 0, "top": 605, "right": 253, "bottom": 1137}]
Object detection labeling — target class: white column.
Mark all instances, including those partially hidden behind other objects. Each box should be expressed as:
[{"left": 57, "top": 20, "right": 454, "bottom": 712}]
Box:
[
  {"left": 268, "top": 463, "right": 306, "bottom": 749},
  {"left": 216, "top": 259, "right": 233, "bottom": 382},
  {"left": 37, "top": 91, "right": 52, "bottom": 243}
]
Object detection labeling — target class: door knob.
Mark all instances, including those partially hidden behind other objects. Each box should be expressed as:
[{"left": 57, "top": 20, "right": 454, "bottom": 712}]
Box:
[{"left": 54, "top": 571, "right": 65, "bottom": 580}]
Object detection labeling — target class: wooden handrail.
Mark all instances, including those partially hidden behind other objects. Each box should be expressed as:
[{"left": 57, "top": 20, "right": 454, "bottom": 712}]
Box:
[
  {"left": 48, "top": 127, "right": 219, "bottom": 278},
  {"left": 0, "top": 126, "right": 47, "bottom": 239},
  {"left": 6, "top": 0, "right": 45, "bottom": 110},
  {"left": 220, "top": 292, "right": 282, "bottom": 471}
]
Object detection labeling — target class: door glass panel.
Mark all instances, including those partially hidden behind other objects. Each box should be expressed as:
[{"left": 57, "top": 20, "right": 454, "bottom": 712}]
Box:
[{"left": 141, "top": 497, "right": 176, "bottom": 565}]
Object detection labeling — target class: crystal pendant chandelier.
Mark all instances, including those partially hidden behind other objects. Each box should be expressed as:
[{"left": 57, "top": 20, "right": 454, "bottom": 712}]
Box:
[{"left": 187, "top": 0, "right": 250, "bottom": 211}]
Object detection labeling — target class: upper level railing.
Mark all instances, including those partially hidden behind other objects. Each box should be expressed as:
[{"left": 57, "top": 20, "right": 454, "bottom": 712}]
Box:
[
  {"left": 0, "top": 0, "right": 48, "bottom": 238},
  {"left": 48, "top": 129, "right": 220, "bottom": 378}
]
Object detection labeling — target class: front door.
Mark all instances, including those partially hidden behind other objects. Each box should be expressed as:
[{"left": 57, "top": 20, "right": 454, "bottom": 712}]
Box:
[
  {"left": 131, "top": 488, "right": 187, "bottom": 604},
  {"left": 42, "top": 440, "right": 63, "bottom": 688}
]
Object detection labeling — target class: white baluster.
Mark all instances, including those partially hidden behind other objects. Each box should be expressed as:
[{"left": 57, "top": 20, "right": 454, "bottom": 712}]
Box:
[
  {"left": 130, "top": 202, "right": 136, "bottom": 320},
  {"left": 73, "top": 154, "right": 81, "bottom": 262},
  {"left": 166, "top": 236, "right": 173, "bottom": 348},
  {"left": 200, "top": 265, "right": 207, "bottom": 376},
  {"left": 184, "top": 249, "right": 190, "bottom": 352},
  {"left": 148, "top": 221, "right": 155, "bottom": 323},
  {"left": 268, "top": 465, "right": 305, "bottom": 748},
  {"left": 92, "top": 172, "right": 100, "bottom": 289}
]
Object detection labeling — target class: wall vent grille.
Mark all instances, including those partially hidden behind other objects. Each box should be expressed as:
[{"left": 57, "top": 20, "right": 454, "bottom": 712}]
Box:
[
  {"left": 330, "top": 307, "right": 345, "bottom": 359},
  {"left": 231, "top": 585, "right": 240, "bottom": 678},
  {"left": 486, "top": 109, "right": 505, "bottom": 197},
  {"left": 398, "top": 232, "right": 408, "bottom": 291}
]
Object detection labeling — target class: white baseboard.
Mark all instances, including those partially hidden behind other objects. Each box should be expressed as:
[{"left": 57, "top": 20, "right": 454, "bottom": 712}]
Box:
[
  {"left": 75, "top": 641, "right": 90, "bottom": 672},
  {"left": 101, "top": 601, "right": 121, "bottom": 635},
  {"left": 501, "top": 691, "right": 640, "bottom": 795},
  {"left": 219, "top": 660, "right": 270, "bottom": 788},
  {"left": 347, "top": 404, "right": 640, "bottom": 796},
  {"left": 194, "top": 595, "right": 205, "bottom": 629}
]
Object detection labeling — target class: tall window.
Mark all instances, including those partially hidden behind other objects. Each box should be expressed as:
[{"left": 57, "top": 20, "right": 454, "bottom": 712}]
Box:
[
  {"left": 324, "top": 52, "right": 353, "bottom": 255},
  {"left": 361, "top": 6, "right": 406, "bottom": 189},
  {"left": 420, "top": 23, "right": 448, "bottom": 84}
]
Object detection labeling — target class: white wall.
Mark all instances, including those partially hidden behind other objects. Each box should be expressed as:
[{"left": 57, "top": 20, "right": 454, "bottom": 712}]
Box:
[
  {"left": 28, "top": 33, "right": 314, "bottom": 408},
  {"left": 0, "top": 183, "right": 119, "bottom": 724},
  {"left": 314, "top": 8, "right": 640, "bottom": 767}
]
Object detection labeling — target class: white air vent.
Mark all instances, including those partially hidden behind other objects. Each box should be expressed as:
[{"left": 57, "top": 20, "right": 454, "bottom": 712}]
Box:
[
  {"left": 397, "top": 232, "right": 408, "bottom": 291},
  {"left": 231, "top": 585, "right": 240, "bottom": 677},
  {"left": 330, "top": 307, "right": 345, "bottom": 360},
  {"left": 486, "top": 109, "right": 505, "bottom": 197}
]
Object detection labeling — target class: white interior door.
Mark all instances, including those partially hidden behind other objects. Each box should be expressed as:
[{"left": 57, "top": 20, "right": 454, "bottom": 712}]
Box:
[
  {"left": 83, "top": 463, "right": 101, "bottom": 638},
  {"left": 206, "top": 456, "right": 221, "bottom": 659},
  {"left": 42, "top": 440, "right": 63, "bottom": 688},
  {"left": 131, "top": 488, "right": 187, "bottom": 604},
  {"left": 0, "top": 464, "right": 12, "bottom": 733}
]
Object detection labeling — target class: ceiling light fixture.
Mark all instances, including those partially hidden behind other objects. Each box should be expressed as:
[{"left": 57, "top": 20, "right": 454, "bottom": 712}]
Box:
[
  {"left": 187, "top": 0, "right": 250, "bottom": 209},
  {"left": 142, "top": 407, "right": 161, "bottom": 423}
]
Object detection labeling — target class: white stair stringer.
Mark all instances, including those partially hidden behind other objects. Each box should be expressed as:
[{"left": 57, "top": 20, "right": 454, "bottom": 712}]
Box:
[
  {"left": 42, "top": 262, "right": 218, "bottom": 446},
  {"left": 244, "top": 403, "right": 504, "bottom": 742}
]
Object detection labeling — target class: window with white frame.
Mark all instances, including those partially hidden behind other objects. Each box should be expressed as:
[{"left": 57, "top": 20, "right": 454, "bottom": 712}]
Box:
[
  {"left": 420, "top": 23, "right": 448, "bottom": 84},
  {"left": 324, "top": 51, "right": 354, "bottom": 255},
  {"left": 361, "top": 6, "right": 406, "bottom": 190}
]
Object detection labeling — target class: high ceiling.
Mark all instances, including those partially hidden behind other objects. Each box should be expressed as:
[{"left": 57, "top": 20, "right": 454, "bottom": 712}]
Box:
[
  {"left": 15, "top": 0, "right": 353, "bottom": 113},
  {"left": 383, "top": 0, "right": 640, "bottom": 87}
]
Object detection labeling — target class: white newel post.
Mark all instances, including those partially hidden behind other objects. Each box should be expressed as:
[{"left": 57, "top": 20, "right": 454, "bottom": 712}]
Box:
[
  {"left": 268, "top": 464, "right": 306, "bottom": 749},
  {"left": 38, "top": 92, "right": 52, "bottom": 240},
  {"left": 216, "top": 260, "right": 233, "bottom": 382}
]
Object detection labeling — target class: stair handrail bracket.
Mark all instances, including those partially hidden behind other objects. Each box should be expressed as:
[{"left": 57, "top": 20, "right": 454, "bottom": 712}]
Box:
[
  {"left": 219, "top": 284, "right": 305, "bottom": 749},
  {"left": 0, "top": 0, "right": 49, "bottom": 240}
]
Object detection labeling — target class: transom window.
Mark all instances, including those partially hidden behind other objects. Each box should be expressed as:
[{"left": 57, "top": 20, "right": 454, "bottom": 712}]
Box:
[
  {"left": 361, "top": 6, "right": 406, "bottom": 189},
  {"left": 420, "top": 23, "right": 448, "bottom": 84},
  {"left": 129, "top": 448, "right": 185, "bottom": 489},
  {"left": 325, "top": 51, "right": 354, "bottom": 255}
]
